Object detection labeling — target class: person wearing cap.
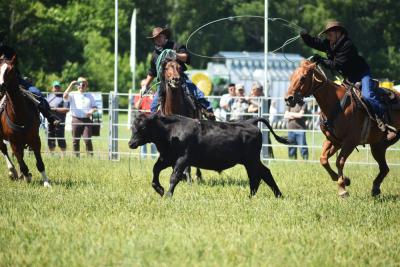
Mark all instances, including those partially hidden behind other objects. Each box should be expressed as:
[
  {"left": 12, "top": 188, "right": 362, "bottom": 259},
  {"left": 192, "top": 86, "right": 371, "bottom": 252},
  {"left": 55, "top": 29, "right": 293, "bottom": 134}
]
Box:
[
  {"left": 46, "top": 81, "right": 70, "bottom": 156},
  {"left": 140, "top": 26, "right": 214, "bottom": 119},
  {"left": 230, "top": 84, "right": 249, "bottom": 121},
  {"left": 300, "top": 20, "right": 396, "bottom": 140},
  {"left": 64, "top": 77, "right": 97, "bottom": 157},
  {"left": 219, "top": 83, "right": 236, "bottom": 121}
]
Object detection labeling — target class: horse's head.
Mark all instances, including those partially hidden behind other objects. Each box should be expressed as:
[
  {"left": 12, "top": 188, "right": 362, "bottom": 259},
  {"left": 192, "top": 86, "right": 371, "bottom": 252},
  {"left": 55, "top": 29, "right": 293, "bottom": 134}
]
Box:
[
  {"left": 285, "top": 60, "right": 321, "bottom": 107},
  {"left": 0, "top": 55, "right": 18, "bottom": 94},
  {"left": 162, "top": 60, "right": 183, "bottom": 89}
]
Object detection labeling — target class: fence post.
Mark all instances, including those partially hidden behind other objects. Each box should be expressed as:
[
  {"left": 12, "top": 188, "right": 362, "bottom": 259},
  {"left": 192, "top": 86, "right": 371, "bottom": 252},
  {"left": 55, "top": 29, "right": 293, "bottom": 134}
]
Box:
[
  {"left": 108, "top": 92, "right": 113, "bottom": 159},
  {"left": 112, "top": 93, "right": 119, "bottom": 160}
]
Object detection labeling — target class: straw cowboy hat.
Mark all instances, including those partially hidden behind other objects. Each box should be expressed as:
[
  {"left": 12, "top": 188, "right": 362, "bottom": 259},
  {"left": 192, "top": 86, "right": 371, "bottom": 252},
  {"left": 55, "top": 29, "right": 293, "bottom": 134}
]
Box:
[
  {"left": 319, "top": 20, "right": 347, "bottom": 36},
  {"left": 147, "top": 27, "right": 171, "bottom": 39}
]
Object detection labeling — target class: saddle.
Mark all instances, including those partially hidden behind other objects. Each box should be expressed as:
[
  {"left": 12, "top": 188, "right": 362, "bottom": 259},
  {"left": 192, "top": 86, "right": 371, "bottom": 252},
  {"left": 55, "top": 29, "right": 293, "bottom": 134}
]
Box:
[{"left": 348, "top": 80, "right": 400, "bottom": 110}]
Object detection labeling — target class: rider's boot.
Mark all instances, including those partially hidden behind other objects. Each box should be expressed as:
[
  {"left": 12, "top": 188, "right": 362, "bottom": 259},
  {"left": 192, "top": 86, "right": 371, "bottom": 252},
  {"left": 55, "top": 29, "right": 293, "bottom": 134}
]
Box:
[{"left": 39, "top": 103, "right": 61, "bottom": 126}]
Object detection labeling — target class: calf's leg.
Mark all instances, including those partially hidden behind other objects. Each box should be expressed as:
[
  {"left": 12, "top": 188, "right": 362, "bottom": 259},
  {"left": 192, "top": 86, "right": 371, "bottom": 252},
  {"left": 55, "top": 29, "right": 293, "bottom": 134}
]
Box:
[
  {"left": 152, "top": 157, "right": 169, "bottom": 196},
  {"left": 258, "top": 161, "right": 282, "bottom": 198},
  {"left": 244, "top": 163, "right": 262, "bottom": 197},
  {"left": 166, "top": 156, "right": 188, "bottom": 197}
]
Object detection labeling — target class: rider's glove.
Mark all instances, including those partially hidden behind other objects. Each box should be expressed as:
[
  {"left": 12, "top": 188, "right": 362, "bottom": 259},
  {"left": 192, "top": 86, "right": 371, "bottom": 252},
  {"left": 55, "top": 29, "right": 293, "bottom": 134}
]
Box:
[
  {"left": 165, "top": 50, "right": 177, "bottom": 61},
  {"left": 300, "top": 29, "right": 308, "bottom": 36},
  {"left": 140, "top": 86, "right": 148, "bottom": 97},
  {"left": 311, "top": 54, "right": 324, "bottom": 64}
]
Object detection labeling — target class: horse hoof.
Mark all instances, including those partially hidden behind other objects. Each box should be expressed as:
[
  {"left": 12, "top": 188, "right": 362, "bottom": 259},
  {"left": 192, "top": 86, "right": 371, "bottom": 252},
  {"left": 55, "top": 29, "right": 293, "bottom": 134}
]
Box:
[
  {"left": 43, "top": 181, "right": 51, "bottom": 188},
  {"left": 344, "top": 177, "right": 351, "bottom": 186},
  {"left": 339, "top": 191, "right": 349, "bottom": 198},
  {"left": 8, "top": 169, "right": 18, "bottom": 180},
  {"left": 24, "top": 174, "right": 32, "bottom": 183},
  {"left": 165, "top": 192, "right": 173, "bottom": 198},
  {"left": 371, "top": 187, "right": 381, "bottom": 197}
]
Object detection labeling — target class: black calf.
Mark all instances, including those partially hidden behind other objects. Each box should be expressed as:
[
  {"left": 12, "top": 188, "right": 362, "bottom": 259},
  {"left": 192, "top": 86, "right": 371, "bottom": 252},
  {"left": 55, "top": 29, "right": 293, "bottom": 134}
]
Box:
[{"left": 129, "top": 114, "right": 289, "bottom": 197}]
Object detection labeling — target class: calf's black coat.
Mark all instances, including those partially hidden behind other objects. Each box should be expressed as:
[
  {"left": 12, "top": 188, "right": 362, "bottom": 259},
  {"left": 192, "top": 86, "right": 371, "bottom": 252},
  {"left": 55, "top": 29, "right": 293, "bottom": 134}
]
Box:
[{"left": 129, "top": 114, "right": 289, "bottom": 197}]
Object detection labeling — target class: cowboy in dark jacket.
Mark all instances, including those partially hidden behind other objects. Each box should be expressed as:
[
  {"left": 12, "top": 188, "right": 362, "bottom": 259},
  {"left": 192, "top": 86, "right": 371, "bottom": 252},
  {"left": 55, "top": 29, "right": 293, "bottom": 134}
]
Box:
[
  {"left": 300, "top": 20, "right": 396, "bottom": 140},
  {"left": 0, "top": 34, "right": 60, "bottom": 126},
  {"left": 140, "top": 27, "right": 214, "bottom": 118}
]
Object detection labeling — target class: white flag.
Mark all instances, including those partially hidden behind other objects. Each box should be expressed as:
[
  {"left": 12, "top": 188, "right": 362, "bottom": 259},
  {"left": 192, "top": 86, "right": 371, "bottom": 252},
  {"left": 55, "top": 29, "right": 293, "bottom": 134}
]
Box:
[{"left": 130, "top": 9, "right": 136, "bottom": 75}]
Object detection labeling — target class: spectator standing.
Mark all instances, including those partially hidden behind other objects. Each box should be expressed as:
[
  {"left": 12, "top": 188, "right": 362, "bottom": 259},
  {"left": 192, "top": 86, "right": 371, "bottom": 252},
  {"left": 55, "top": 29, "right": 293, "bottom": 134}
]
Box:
[
  {"left": 219, "top": 83, "right": 236, "bottom": 121},
  {"left": 231, "top": 84, "right": 249, "bottom": 121},
  {"left": 247, "top": 82, "right": 274, "bottom": 158},
  {"left": 63, "top": 77, "right": 97, "bottom": 157},
  {"left": 134, "top": 94, "right": 157, "bottom": 159},
  {"left": 269, "top": 100, "right": 278, "bottom": 125},
  {"left": 46, "top": 81, "right": 69, "bottom": 156},
  {"left": 284, "top": 103, "right": 309, "bottom": 160}
]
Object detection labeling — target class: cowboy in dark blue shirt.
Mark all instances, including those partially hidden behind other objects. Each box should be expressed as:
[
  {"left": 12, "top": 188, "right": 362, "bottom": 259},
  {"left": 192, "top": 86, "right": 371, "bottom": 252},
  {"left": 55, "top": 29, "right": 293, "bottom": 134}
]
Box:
[
  {"left": 0, "top": 38, "right": 60, "bottom": 126},
  {"left": 300, "top": 20, "right": 396, "bottom": 140},
  {"left": 140, "top": 27, "right": 214, "bottom": 118}
]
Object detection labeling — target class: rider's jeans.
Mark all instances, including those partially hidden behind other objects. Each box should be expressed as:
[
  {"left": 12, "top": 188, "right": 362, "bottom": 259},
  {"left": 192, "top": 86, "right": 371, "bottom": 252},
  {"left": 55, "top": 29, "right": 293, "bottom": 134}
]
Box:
[
  {"left": 150, "top": 79, "right": 212, "bottom": 113},
  {"left": 360, "top": 73, "right": 384, "bottom": 117}
]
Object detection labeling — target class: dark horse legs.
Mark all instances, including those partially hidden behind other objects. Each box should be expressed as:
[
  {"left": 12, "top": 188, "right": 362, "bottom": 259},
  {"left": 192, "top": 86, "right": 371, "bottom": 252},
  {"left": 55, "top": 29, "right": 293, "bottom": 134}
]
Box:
[
  {"left": 10, "top": 143, "right": 31, "bottom": 182},
  {"left": 183, "top": 166, "right": 203, "bottom": 184},
  {"left": 31, "top": 136, "right": 51, "bottom": 187},
  {"left": 370, "top": 142, "right": 390, "bottom": 196}
]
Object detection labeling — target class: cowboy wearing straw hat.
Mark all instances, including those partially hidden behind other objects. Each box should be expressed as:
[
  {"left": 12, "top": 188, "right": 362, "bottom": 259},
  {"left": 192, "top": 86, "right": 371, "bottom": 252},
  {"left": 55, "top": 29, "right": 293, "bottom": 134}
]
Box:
[
  {"left": 140, "top": 26, "right": 214, "bottom": 118},
  {"left": 300, "top": 20, "right": 396, "bottom": 140}
]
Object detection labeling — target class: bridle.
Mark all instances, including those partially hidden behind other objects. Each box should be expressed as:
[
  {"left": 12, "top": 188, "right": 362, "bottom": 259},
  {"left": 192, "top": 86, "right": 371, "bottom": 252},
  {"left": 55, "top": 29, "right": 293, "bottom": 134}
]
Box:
[
  {"left": 285, "top": 64, "right": 327, "bottom": 106},
  {"left": 163, "top": 61, "right": 183, "bottom": 89}
]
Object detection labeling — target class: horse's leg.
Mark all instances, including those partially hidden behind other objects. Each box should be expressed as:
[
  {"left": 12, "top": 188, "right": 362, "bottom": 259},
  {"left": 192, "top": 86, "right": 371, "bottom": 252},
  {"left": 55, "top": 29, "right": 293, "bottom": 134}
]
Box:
[
  {"left": 320, "top": 140, "right": 340, "bottom": 180},
  {"left": 320, "top": 140, "right": 351, "bottom": 186},
  {"left": 195, "top": 168, "right": 203, "bottom": 182},
  {"left": 10, "top": 143, "right": 31, "bottom": 183},
  {"left": 370, "top": 142, "right": 390, "bottom": 196},
  {"left": 0, "top": 140, "right": 17, "bottom": 179},
  {"left": 335, "top": 142, "right": 356, "bottom": 197},
  {"left": 183, "top": 166, "right": 192, "bottom": 185},
  {"left": 31, "top": 137, "right": 51, "bottom": 187}
]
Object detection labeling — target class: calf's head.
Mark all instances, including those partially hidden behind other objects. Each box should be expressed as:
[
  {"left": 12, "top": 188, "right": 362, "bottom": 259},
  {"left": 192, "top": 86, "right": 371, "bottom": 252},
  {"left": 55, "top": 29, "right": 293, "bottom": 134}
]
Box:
[{"left": 128, "top": 114, "right": 155, "bottom": 149}]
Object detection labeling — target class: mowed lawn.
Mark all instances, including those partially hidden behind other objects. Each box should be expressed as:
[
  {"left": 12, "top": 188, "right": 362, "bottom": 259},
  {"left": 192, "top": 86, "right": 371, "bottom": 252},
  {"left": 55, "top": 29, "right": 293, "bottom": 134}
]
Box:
[{"left": 1, "top": 154, "right": 400, "bottom": 266}]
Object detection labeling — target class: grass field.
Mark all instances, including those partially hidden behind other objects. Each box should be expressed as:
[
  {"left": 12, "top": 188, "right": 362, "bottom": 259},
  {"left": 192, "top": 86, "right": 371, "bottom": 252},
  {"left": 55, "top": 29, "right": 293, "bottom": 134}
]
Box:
[{"left": 1, "top": 154, "right": 400, "bottom": 266}]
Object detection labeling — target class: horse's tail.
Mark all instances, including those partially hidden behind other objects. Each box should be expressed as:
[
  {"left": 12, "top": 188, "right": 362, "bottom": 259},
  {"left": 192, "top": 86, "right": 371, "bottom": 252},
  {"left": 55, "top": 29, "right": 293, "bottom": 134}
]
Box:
[{"left": 250, "top": 117, "right": 290, "bottom": 145}]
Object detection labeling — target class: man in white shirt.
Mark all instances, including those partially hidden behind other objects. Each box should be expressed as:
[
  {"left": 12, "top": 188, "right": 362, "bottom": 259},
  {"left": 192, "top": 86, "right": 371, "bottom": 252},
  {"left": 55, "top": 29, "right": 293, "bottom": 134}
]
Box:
[
  {"left": 64, "top": 77, "right": 97, "bottom": 157},
  {"left": 219, "top": 83, "right": 236, "bottom": 121}
]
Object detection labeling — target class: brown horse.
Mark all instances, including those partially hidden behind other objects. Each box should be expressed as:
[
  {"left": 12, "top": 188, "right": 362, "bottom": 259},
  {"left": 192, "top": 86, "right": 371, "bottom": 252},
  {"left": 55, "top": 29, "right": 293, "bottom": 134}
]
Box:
[
  {"left": 285, "top": 60, "right": 400, "bottom": 197},
  {"left": 159, "top": 60, "right": 200, "bottom": 118},
  {"left": 159, "top": 59, "right": 202, "bottom": 182},
  {"left": 0, "top": 56, "right": 51, "bottom": 187}
]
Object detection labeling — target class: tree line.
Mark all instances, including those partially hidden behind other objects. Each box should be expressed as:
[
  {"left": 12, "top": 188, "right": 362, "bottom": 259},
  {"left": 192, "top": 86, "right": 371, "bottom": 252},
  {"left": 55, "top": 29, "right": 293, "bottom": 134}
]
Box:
[{"left": 1, "top": 0, "right": 399, "bottom": 96}]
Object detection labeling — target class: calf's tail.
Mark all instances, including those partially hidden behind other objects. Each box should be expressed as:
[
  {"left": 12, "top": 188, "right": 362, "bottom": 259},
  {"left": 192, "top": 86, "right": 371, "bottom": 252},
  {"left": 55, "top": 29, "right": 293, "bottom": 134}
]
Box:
[{"left": 251, "top": 117, "right": 290, "bottom": 144}]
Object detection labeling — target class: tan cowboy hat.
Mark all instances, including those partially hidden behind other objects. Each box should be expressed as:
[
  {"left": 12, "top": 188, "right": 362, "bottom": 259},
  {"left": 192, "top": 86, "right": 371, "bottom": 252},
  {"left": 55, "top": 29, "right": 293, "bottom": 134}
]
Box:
[
  {"left": 147, "top": 27, "right": 171, "bottom": 39},
  {"left": 319, "top": 20, "right": 347, "bottom": 36}
]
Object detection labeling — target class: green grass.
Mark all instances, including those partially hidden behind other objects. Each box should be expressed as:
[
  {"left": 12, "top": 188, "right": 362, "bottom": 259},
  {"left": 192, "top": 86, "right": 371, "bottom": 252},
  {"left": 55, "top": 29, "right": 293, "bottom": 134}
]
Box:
[{"left": 1, "top": 155, "right": 400, "bottom": 266}]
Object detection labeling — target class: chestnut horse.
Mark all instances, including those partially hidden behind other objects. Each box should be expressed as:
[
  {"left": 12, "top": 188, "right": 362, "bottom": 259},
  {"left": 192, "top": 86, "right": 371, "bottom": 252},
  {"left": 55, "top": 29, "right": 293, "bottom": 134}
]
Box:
[
  {"left": 0, "top": 57, "right": 51, "bottom": 187},
  {"left": 159, "top": 59, "right": 202, "bottom": 182},
  {"left": 285, "top": 60, "right": 399, "bottom": 197}
]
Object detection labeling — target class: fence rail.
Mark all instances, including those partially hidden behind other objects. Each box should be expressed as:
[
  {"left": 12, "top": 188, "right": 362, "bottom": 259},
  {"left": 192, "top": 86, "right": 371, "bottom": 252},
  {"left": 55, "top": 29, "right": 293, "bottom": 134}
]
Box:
[{"left": 40, "top": 92, "right": 400, "bottom": 166}]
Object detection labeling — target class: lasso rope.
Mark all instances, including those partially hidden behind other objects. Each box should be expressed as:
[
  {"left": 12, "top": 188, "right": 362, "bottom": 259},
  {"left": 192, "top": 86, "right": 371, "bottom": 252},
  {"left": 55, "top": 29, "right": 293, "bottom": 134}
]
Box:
[
  {"left": 185, "top": 15, "right": 304, "bottom": 60},
  {"left": 155, "top": 48, "right": 173, "bottom": 81}
]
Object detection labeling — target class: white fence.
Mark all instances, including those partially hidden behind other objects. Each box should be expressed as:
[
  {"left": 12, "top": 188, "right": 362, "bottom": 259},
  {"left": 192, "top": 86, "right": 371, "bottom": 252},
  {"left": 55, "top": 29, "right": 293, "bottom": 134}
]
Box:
[{"left": 42, "top": 92, "right": 400, "bottom": 166}]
